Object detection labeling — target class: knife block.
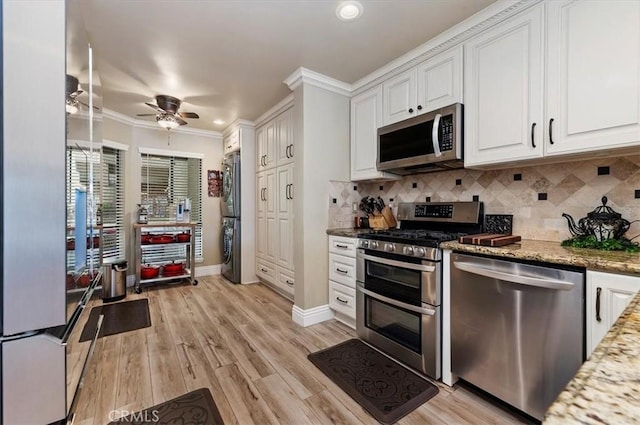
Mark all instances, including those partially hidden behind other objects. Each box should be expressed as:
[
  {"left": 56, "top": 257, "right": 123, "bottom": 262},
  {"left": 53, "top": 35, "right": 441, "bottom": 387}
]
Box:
[{"left": 368, "top": 206, "right": 397, "bottom": 229}]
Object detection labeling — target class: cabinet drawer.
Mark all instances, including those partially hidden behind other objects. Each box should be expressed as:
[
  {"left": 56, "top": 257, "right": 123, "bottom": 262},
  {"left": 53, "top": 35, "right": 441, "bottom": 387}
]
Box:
[
  {"left": 329, "top": 236, "right": 357, "bottom": 257},
  {"left": 329, "top": 253, "right": 356, "bottom": 287},
  {"left": 329, "top": 281, "right": 356, "bottom": 319},
  {"left": 277, "top": 268, "right": 295, "bottom": 296},
  {"left": 256, "top": 259, "right": 276, "bottom": 283}
]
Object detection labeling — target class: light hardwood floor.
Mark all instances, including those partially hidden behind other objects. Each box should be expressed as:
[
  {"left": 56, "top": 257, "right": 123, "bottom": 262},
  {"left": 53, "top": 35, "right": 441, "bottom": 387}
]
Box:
[{"left": 70, "top": 275, "right": 534, "bottom": 425}]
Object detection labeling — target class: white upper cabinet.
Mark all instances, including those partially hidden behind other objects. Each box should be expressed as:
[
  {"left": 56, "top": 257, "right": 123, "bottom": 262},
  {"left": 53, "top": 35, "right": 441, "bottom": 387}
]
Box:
[
  {"left": 465, "top": 0, "right": 640, "bottom": 168},
  {"left": 464, "top": 3, "right": 544, "bottom": 167},
  {"left": 545, "top": 0, "right": 640, "bottom": 155},
  {"left": 350, "top": 85, "right": 400, "bottom": 181},
  {"left": 223, "top": 128, "right": 240, "bottom": 155},
  {"left": 382, "top": 68, "right": 417, "bottom": 126},
  {"left": 257, "top": 120, "right": 277, "bottom": 171},
  {"left": 416, "top": 45, "right": 463, "bottom": 114},
  {"left": 382, "top": 45, "right": 463, "bottom": 127},
  {"left": 275, "top": 108, "right": 294, "bottom": 165}
]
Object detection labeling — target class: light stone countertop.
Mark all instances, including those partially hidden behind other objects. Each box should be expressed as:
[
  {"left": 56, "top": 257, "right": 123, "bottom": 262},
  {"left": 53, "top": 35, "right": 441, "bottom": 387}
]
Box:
[
  {"left": 326, "top": 228, "right": 374, "bottom": 238},
  {"left": 440, "top": 239, "right": 640, "bottom": 275}
]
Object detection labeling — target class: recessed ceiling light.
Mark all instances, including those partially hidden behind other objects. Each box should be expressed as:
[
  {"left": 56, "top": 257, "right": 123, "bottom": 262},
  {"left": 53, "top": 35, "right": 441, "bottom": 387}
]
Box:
[
  {"left": 213, "top": 119, "right": 225, "bottom": 125},
  {"left": 336, "top": 1, "right": 363, "bottom": 22}
]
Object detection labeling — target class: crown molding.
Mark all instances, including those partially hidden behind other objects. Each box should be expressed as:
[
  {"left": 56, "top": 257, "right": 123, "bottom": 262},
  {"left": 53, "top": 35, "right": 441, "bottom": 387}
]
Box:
[
  {"left": 351, "top": 0, "right": 538, "bottom": 95},
  {"left": 254, "top": 94, "right": 295, "bottom": 128},
  {"left": 102, "top": 108, "right": 135, "bottom": 125},
  {"left": 283, "top": 67, "right": 352, "bottom": 97},
  {"left": 222, "top": 118, "right": 255, "bottom": 137},
  {"left": 103, "top": 108, "right": 222, "bottom": 138}
]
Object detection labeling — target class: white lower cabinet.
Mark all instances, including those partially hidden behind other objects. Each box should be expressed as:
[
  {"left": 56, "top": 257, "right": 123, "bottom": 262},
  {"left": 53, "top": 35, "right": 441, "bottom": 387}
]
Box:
[
  {"left": 586, "top": 270, "right": 640, "bottom": 357},
  {"left": 328, "top": 236, "right": 357, "bottom": 328}
]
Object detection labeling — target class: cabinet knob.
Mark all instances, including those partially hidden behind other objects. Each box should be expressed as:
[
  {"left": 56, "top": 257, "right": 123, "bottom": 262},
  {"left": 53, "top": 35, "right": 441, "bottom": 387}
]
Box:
[
  {"left": 417, "top": 105, "right": 422, "bottom": 110},
  {"left": 408, "top": 108, "right": 414, "bottom": 113}
]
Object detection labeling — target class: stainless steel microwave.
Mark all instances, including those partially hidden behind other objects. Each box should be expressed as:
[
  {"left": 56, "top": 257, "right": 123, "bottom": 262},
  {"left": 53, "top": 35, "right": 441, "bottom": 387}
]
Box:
[{"left": 377, "top": 103, "right": 463, "bottom": 175}]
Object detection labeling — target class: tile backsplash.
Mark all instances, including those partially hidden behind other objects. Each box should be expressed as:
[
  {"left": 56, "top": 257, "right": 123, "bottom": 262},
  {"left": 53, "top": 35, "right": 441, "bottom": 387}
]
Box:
[{"left": 329, "top": 155, "right": 640, "bottom": 242}]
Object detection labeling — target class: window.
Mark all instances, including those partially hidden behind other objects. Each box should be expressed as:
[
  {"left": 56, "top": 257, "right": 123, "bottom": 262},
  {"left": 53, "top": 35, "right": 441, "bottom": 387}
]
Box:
[
  {"left": 140, "top": 152, "right": 203, "bottom": 260},
  {"left": 66, "top": 145, "right": 125, "bottom": 268}
]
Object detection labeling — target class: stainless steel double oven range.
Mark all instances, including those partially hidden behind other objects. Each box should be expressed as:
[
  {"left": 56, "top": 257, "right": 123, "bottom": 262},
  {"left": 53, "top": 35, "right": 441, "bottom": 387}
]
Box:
[{"left": 356, "top": 201, "right": 482, "bottom": 380}]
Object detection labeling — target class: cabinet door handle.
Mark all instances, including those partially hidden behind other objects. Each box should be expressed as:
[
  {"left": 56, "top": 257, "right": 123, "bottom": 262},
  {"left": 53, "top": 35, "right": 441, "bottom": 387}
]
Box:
[
  {"left": 227, "top": 145, "right": 232, "bottom": 149},
  {"left": 549, "top": 118, "right": 555, "bottom": 145},
  {"left": 531, "top": 122, "right": 536, "bottom": 148},
  {"left": 335, "top": 268, "right": 349, "bottom": 274},
  {"left": 288, "top": 144, "right": 293, "bottom": 158},
  {"left": 408, "top": 107, "right": 414, "bottom": 113},
  {"left": 336, "top": 297, "right": 349, "bottom": 304},
  {"left": 335, "top": 244, "right": 348, "bottom": 249},
  {"left": 596, "top": 287, "right": 602, "bottom": 322},
  {"left": 417, "top": 105, "right": 422, "bottom": 111},
  {"left": 261, "top": 268, "right": 268, "bottom": 273},
  {"left": 285, "top": 145, "right": 291, "bottom": 158},
  {"left": 285, "top": 280, "right": 294, "bottom": 286}
]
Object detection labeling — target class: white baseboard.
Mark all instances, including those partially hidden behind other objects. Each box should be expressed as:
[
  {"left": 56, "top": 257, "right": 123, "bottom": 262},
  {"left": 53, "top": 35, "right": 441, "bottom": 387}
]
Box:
[
  {"left": 292, "top": 304, "right": 334, "bottom": 327},
  {"left": 195, "top": 264, "right": 221, "bottom": 277}
]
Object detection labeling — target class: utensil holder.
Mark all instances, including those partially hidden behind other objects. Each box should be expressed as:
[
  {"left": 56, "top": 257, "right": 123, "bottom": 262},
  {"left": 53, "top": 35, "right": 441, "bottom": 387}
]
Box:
[{"left": 368, "top": 206, "right": 397, "bottom": 229}]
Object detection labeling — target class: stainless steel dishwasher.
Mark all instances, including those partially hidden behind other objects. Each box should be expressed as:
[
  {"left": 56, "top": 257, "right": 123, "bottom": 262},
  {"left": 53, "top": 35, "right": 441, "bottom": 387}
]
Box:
[{"left": 450, "top": 253, "right": 584, "bottom": 421}]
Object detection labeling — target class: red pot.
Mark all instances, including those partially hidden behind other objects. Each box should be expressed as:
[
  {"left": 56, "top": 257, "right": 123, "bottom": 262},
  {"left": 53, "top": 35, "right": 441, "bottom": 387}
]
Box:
[
  {"left": 141, "top": 265, "right": 159, "bottom": 279},
  {"left": 163, "top": 262, "right": 184, "bottom": 274},
  {"left": 175, "top": 232, "right": 191, "bottom": 243},
  {"left": 150, "top": 234, "right": 175, "bottom": 244}
]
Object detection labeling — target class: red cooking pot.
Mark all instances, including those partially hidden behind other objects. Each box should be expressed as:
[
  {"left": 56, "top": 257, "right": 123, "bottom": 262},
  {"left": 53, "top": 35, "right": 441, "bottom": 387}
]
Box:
[
  {"left": 150, "top": 234, "right": 175, "bottom": 244},
  {"left": 175, "top": 232, "right": 191, "bottom": 243},
  {"left": 162, "top": 262, "right": 184, "bottom": 275},
  {"left": 140, "top": 265, "right": 159, "bottom": 279}
]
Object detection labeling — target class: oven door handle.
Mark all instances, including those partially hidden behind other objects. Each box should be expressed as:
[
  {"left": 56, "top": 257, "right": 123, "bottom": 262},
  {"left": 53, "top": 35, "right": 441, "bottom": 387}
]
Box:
[
  {"left": 357, "top": 283, "right": 436, "bottom": 316},
  {"left": 362, "top": 253, "right": 435, "bottom": 272}
]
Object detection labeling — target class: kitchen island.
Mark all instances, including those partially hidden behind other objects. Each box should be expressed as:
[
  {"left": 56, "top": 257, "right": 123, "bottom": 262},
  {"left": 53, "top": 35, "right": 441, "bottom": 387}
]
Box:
[{"left": 543, "top": 289, "right": 640, "bottom": 424}]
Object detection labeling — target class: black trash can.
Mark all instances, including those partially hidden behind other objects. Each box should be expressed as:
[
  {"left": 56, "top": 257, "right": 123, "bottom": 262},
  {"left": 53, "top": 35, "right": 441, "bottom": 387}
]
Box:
[{"left": 102, "top": 260, "right": 128, "bottom": 303}]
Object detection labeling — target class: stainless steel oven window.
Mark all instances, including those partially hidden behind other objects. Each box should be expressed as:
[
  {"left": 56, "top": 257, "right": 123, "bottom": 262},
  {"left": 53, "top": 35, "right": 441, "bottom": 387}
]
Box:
[
  {"left": 367, "top": 262, "right": 421, "bottom": 289},
  {"left": 365, "top": 297, "right": 422, "bottom": 353}
]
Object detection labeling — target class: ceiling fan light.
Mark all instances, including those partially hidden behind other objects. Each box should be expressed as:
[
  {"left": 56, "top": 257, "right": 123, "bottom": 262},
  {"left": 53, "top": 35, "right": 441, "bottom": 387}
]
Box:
[
  {"left": 66, "top": 98, "right": 79, "bottom": 114},
  {"left": 156, "top": 113, "right": 180, "bottom": 130}
]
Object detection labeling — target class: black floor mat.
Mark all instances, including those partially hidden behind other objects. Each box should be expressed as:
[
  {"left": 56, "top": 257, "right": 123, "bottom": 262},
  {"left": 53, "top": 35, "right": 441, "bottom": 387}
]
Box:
[
  {"left": 107, "top": 388, "right": 224, "bottom": 424},
  {"left": 79, "top": 298, "right": 151, "bottom": 342},
  {"left": 308, "top": 338, "right": 439, "bottom": 425}
]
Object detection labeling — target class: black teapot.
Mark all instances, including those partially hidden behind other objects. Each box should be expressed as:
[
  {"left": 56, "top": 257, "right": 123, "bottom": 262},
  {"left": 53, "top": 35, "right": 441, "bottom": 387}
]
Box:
[{"left": 562, "top": 196, "right": 630, "bottom": 241}]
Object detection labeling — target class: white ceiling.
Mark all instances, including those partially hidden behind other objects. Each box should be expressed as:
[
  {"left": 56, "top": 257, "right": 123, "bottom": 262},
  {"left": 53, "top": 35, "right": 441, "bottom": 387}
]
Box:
[{"left": 70, "top": 0, "right": 496, "bottom": 132}]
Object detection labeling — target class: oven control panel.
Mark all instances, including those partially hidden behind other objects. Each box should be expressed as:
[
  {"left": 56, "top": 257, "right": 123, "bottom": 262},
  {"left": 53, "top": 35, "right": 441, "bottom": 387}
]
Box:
[{"left": 414, "top": 204, "right": 454, "bottom": 218}]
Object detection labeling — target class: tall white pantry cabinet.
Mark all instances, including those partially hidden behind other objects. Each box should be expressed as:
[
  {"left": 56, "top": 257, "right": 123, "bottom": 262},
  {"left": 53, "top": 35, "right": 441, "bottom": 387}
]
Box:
[{"left": 255, "top": 107, "right": 295, "bottom": 299}]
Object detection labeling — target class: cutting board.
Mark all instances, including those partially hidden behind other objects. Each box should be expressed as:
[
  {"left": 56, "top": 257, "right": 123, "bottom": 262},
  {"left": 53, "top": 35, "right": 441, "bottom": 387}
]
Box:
[{"left": 459, "top": 233, "right": 522, "bottom": 247}]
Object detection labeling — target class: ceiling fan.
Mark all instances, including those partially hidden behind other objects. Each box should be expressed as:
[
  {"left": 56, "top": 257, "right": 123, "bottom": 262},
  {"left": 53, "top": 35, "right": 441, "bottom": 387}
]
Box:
[
  {"left": 137, "top": 94, "right": 200, "bottom": 130},
  {"left": 66, "top": 74, "right": 95, "bottom": 114}
]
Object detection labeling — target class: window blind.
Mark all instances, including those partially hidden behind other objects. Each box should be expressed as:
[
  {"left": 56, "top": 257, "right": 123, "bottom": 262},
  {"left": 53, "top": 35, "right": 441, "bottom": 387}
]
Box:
[
  {"left": 66, "top": 146, "right": 126, "bottom": 270},
  {"left": 140, "top": 153, "right": 203, "bottom": 260},
  {"left": 101, "top": 147, "right": 125, "bottom": 263}
]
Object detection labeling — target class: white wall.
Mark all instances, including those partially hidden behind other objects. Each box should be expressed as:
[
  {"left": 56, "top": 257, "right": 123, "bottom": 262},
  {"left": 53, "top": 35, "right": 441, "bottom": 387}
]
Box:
[
  {"left": 102, "top": 117, "right": 224, "bottom": 268},
  {"left": 293, "top": 84, "right": 350, "bottom": 310}
]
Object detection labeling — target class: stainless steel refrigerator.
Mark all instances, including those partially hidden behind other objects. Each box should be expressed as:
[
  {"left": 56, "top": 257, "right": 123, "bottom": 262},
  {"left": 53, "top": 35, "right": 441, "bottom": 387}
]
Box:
[{"left": 1, "top": 2, "right": 73, "bottom": 423}]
